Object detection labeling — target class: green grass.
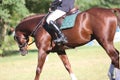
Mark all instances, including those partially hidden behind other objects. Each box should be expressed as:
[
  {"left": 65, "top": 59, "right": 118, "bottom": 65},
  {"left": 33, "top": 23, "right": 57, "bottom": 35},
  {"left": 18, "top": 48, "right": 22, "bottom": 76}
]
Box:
[{"left": 0, "top": 42, "right": 120, "bottom": 80}]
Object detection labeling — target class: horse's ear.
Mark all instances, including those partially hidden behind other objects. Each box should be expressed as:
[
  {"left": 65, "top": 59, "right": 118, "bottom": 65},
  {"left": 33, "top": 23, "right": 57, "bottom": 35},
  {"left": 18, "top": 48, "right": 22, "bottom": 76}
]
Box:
[
  {"left": 14, "top": 35, "right": 16, "bottom": 41},
  {"left": 112, "top": 8, "right": 120, "bottom": 15}
]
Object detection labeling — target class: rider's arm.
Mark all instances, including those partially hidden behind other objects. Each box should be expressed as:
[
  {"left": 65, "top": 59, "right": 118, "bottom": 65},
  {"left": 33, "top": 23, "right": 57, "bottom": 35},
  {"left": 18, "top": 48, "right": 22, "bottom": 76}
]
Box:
[{"left": 50, "top": 0, "right": 62, "bottom": 11}]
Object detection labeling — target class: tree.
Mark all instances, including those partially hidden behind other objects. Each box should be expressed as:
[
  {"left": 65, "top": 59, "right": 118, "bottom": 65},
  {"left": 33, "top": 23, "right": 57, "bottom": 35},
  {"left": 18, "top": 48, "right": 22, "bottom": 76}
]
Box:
[
  {"left": 100, "top": 0, "right": 120, "bottom": 8},
  {"left": 75, "top": 0, "right": 120, "bottom": 11},
  {"left": 0, "top": 0, "right": 29, "bottom": 55},
  {"left": 25, "top": 0, "right": 51, "bottom": 13}
]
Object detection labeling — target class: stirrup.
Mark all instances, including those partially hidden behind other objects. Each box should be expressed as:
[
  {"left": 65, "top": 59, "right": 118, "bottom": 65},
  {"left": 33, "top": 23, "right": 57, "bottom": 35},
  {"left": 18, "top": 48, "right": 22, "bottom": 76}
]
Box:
[{"left": 54, "top": 37, "right": 68, "bottom": 44}]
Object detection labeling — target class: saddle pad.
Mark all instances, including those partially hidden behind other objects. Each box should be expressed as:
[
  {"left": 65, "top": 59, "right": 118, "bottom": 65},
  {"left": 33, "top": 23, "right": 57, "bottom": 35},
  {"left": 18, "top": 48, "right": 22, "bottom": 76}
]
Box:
[{"left": 60, "top": 12, "right": 79, "bottom": 30}]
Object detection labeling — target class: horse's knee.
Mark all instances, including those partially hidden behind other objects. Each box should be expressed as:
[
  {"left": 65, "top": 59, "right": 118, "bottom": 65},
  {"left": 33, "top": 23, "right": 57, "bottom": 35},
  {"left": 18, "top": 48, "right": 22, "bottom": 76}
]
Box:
[
  {"left": 36, "top": 67, "right": 41, "bottom": 75},
  {"left": 34, "top": 67, "right": 41, "bottom": 80},
  {"left": 65, "top": 64, "right": 71, "bottom": 71}
]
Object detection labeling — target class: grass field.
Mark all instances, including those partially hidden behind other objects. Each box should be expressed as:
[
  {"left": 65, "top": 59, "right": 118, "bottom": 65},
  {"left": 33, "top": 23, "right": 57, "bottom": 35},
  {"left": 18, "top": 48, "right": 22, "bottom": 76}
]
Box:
[{"left": 0, "top": 42, "right": 120, "bottom": 80}]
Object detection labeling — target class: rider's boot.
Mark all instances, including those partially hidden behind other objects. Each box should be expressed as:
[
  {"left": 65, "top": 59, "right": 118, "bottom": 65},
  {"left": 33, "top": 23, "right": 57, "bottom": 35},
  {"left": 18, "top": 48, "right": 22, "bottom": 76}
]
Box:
[{"left": 49, "top": 20, "right": 68, "bottom": 44}]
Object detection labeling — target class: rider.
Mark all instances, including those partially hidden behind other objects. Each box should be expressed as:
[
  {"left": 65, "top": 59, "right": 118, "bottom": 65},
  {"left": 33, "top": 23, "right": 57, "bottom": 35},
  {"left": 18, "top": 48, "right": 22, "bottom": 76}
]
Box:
[{"left": 46, "top": 0, "right": 75, "bottom": 44}]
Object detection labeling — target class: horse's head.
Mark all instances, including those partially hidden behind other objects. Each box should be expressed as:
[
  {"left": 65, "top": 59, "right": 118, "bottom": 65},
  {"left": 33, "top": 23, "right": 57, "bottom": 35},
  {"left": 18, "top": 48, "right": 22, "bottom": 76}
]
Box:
[
  {"left": 14, "top": 33, "right": 29, "bottom": 56},
  {"left": 14, "top": 14, "right": 46, "bottom": 56}
]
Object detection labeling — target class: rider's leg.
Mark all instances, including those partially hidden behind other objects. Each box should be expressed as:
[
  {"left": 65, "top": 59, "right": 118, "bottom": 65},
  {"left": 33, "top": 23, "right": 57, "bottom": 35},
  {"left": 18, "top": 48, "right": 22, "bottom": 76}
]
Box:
[
  {"left": 49, "top": 20, "right": 68, "bottom": 43},
  {"left": 46, "top": 9, "right": 68, "bottom": 43}
]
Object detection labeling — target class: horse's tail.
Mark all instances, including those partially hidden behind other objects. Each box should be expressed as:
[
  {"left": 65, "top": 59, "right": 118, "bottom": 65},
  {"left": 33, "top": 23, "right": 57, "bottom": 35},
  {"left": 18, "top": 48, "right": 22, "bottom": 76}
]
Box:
[{"left": 112, "top": 8, "right": 120, "bottom": 28}]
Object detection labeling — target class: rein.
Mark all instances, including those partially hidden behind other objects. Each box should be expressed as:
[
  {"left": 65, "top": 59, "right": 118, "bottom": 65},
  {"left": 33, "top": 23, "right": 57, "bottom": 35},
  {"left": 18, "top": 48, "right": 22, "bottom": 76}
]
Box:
[
  {"left": 29, "top": 12, "right": 50, "bottom": 37},
  {"left": 25, "top": 12, "right": 50, "bottom": 46},
  {"left": 14, "top": 35, "right": 28, "bottom": 48}
]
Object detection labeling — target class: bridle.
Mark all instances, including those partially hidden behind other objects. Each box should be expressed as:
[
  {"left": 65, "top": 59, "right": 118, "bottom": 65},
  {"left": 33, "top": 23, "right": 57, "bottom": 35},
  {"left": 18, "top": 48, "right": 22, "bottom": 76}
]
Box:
[{"left": 14, "top": 35, "right": 29, "bottom": 49}]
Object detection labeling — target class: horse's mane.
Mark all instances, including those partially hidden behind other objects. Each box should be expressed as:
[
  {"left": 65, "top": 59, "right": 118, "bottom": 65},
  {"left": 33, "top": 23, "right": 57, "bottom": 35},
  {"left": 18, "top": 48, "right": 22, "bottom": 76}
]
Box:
[{"left": 21, "top": 14, "right": 45, "bottom": 23}]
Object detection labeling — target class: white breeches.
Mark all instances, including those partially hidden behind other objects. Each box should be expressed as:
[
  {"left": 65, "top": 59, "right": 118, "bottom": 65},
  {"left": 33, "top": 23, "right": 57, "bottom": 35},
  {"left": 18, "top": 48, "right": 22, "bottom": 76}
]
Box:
[{"left": 46, "top": 9, "right": 66, "bottom": 24}]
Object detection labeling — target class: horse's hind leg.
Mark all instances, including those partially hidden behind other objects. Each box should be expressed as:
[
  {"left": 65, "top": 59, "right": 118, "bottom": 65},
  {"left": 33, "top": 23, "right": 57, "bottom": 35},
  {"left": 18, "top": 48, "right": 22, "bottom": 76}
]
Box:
[
  {"left": 96, "top": 38, "right": 119, "bottom": 68},
  {"left": 57, "top": 50, "right": 77, "bottom": 80},
  {"left": 108, "top": 63, "right": 120, "bottom": 80}
]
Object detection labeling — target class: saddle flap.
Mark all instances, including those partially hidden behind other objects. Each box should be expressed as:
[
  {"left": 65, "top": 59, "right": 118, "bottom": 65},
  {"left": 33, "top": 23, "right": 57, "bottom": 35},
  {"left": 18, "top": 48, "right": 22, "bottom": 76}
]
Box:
[{"left": 60, "top": 11, "right": 80, "bottom": 30}]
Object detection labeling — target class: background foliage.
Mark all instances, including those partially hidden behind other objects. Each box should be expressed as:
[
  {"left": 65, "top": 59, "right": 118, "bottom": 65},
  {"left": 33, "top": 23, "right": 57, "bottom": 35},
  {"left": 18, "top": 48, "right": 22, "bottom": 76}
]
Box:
[
  {"left": 0, "top": 0, "right": 29, "bottom": 55},
  {"left": 0, "top": 0, "right": 120, "bottom": 56},
  {"left": 75, "top": 0, "right": 120, "bottom": 11},
  {"left": 25, "top": 0, "right": 51, "bottom": 13}
]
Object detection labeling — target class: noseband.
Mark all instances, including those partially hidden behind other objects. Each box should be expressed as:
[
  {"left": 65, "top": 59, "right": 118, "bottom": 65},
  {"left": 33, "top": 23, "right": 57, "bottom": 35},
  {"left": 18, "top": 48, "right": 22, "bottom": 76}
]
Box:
[{"left": 14, "top": 35, "right": 29, "bottom": 48}]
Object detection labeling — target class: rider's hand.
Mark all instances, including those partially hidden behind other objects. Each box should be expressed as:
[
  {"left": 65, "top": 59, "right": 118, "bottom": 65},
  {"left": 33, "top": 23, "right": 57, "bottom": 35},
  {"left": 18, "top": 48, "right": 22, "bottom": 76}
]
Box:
[{"left": 49, "top": 8, "right": 53, "bottom": 12}]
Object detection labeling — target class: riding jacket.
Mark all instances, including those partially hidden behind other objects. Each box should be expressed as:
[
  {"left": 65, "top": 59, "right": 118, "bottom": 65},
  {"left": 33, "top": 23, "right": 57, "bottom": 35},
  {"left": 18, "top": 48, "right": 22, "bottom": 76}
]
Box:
[{"left": 51, "top": 0, "right": 75, "bottom": 12}]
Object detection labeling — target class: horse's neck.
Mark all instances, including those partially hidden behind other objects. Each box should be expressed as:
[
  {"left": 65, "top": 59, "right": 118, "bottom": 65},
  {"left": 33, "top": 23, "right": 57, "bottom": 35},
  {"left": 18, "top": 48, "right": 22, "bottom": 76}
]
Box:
[
  {"left": 25, "top": 22, "right": 40, "bottom": 36},
  {"left": 19, "top": 15, "right": 45, "bottom": 37}
]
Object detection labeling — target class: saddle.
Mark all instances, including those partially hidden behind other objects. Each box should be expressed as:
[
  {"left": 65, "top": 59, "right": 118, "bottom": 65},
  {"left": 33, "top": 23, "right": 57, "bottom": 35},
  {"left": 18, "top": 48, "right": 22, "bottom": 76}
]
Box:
[
  {"left": 67, "top": 7, "right": 79, "bottom": 15},
  {"left": 43, "top": 7, "right": 79, "bottom": 44},
  {"left": 56, "top": 7, "right": 79, "bottom": 30}
]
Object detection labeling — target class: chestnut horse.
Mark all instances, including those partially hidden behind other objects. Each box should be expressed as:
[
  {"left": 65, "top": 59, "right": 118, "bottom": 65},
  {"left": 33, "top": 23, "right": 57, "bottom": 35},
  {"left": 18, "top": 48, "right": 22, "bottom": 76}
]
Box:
[{"left": 14, "top": 7, "right": 120, "bottom": 80}]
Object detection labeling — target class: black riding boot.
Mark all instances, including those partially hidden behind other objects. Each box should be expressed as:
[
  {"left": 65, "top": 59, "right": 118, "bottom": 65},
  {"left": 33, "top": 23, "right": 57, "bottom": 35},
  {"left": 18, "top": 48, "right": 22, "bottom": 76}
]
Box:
[{"left": 49, "top": 21, "right": 68, "bottom": 44}]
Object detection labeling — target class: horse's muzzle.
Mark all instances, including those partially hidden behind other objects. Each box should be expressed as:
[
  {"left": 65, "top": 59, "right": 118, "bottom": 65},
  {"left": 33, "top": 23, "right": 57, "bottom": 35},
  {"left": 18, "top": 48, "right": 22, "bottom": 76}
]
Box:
[{"left": 20, "top": 48, "right": 28, "bottom": 56}]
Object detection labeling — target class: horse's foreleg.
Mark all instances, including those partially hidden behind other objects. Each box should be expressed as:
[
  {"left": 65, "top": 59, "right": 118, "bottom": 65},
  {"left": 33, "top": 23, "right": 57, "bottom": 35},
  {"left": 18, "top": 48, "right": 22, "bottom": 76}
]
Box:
[
  {"left": 57, "top": 51, "right": 77, "bottom": 80},
  {"left": 108, "top": 48, "right": 119, "bottom": 69},
  {"left": 34, "top": 49, "right": 47, "bottom": 80}
]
